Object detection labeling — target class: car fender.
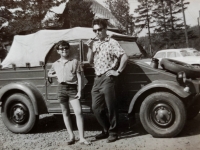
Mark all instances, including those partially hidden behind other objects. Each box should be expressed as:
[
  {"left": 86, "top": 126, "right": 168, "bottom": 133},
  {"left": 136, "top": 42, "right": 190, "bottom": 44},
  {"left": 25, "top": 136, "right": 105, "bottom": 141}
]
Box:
[
  {"left": 128, "top": 80, "right": 191, "bottom": 115},
  {"left": 0, "top": 82, "right": 48, "bottom": 115}
]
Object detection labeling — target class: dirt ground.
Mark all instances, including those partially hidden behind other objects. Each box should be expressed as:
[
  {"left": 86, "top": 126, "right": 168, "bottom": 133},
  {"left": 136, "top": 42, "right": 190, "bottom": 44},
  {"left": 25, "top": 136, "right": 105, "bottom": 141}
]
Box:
[{"left": 1, "top": 112, "right": 200, "bottom": 150}]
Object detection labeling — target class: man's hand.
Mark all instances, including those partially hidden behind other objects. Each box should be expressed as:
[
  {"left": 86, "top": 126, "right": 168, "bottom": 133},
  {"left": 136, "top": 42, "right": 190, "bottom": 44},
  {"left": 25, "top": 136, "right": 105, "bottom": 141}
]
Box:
[
  {"left": 105, "top": 70, "right": 119, "bottom": 76},
  {"left": 85, "top": 38, "right": 95, "bottom": 47}
]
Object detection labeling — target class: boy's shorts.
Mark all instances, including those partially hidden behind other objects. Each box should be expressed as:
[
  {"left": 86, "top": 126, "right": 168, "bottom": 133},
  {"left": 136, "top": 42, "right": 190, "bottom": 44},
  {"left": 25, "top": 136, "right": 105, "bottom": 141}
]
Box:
[{"left": 57, "top": 83, "right": 77, "bottom": 103}]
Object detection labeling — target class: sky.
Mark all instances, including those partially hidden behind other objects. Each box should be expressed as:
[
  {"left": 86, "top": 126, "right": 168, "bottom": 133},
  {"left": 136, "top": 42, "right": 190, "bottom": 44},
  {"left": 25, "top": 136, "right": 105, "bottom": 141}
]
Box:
[{"left": 96, "top": 0, "right": 200, "bottom": 36}]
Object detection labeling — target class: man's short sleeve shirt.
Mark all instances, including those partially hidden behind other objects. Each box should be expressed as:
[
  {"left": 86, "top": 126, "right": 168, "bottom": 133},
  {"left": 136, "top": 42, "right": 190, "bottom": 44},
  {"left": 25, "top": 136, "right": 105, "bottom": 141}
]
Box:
[{"left": 92, "top": 37, "right": 125, "bottom": 75}]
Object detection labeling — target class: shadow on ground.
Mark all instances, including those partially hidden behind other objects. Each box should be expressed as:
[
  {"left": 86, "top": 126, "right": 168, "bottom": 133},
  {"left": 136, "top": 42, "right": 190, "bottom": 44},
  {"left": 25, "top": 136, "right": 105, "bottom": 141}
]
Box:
[
  {"left": 32, "top": 113, "right": 102, "bottom": 133},
  {"left": 32, "top": 113, "right": 147, "bottom": 139},
  {"left": 178, "top": 114, "right": 200, "bottom": 137}
]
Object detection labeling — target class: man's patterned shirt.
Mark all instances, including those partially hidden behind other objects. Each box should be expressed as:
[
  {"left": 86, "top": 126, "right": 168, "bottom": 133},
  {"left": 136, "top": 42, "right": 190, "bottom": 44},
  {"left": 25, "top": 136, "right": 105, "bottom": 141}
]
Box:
[{"left": 92, "top": 36, "right": 125, "bottom": 76}]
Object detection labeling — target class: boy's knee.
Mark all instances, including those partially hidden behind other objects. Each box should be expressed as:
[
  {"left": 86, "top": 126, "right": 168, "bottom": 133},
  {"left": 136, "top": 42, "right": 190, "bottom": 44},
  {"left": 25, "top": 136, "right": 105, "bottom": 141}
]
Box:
[
  {"left": 62, "top": 109, "right": 70, "bottom": 117},
  {"left": 74, "top": 109, "right": 82, "bottom": 116}
]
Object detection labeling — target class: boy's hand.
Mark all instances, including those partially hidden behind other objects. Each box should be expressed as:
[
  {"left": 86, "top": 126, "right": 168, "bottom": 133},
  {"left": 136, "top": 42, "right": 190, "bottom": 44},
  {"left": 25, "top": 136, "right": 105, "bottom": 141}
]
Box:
[{"left": 75, "top": 92, "right": 81, "bottom": 99}]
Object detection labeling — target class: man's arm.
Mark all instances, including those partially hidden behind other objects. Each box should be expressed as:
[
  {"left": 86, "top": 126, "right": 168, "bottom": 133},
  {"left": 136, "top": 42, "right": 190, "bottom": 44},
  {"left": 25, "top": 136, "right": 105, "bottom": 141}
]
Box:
[
  {"left": 87, "top": 47, "right": 94, "bottom": 64},
  {"left": 117, "top": 53, "right": 128, "bottom": 72},
  {"left": 106, "top": 53, "right": 128, "bottom": 77},
  {"left": 86, "top": 38, "right": 96, "bottom": 64}
]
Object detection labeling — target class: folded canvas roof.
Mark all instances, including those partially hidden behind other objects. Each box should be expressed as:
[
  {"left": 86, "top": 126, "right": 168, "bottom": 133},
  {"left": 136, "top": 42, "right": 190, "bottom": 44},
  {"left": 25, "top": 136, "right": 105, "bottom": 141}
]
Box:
[{"left": 2, "top": 27, "right": 137, "bottom": 68}]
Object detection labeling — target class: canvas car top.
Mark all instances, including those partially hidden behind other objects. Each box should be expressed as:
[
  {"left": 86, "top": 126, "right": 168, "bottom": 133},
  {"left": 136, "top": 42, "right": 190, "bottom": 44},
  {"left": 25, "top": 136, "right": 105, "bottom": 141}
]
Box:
[{"left": 1, "top": 27, "right": 138, "bottom": 68}]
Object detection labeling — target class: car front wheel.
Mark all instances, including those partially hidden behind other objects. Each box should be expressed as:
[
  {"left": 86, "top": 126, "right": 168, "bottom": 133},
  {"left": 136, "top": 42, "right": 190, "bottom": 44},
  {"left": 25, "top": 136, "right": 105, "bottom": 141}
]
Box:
[
  {"left": 1, "top": 93, "right": 38, "bottom": 133},
  {"left": 140, "top": 92, "right": 186, "bottom": 138}
]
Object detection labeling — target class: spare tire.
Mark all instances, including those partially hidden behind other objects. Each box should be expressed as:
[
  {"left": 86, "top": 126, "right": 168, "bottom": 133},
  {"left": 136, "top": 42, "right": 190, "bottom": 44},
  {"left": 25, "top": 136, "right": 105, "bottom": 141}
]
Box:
[{"left": 160, "top": 58, "right": 200, "bottom": 78}]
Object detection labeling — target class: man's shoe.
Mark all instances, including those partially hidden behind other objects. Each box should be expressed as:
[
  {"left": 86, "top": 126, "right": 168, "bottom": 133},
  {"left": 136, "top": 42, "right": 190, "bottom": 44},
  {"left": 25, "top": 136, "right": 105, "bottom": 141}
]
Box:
[
  {"left": 95, "top": 132, "right": 109, "bottom": 139},
  {"left": 106, "top": 135, "right": 118, "bottom": 143}
]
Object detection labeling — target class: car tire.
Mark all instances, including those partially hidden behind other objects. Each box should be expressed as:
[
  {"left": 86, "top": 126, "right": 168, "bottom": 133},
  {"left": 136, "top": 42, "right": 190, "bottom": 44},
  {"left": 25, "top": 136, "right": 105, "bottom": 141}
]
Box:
[
  {"left": 1, "top": 93, "right": 38, "bottom": 133},
  {"left": 140, "top": 92, "right": 186, "bottom": 138},
  {"left": 160, "top": 58, "right": 200, "bottom": 78}
]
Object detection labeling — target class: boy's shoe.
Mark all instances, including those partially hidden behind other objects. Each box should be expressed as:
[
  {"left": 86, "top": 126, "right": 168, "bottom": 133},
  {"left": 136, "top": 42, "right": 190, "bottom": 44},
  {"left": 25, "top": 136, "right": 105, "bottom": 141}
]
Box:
[
  {"left": 106, "top": 135, "right": 118, "bottom": 143},
  {"left": 95, "top": 132, "right": 109, "bottom": 139},
  {"left": 79, "top": 140, "right": 91, "bottom": 145},
  {"left": 67, "top": 139, "right": 75, "bottom": 145}
]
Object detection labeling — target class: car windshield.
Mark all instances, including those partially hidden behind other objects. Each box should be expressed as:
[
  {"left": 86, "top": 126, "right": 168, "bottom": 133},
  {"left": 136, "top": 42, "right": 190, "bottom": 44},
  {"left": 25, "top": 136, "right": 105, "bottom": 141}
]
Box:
[
  {"left": 118, "top": 41, "right": 142, "bottom": 57},
  {"left": 188, "top": 51, "right": 200, "bottom": 56},
  {"left": 180, "top": 49, "right": 200, "bottom": 56}
]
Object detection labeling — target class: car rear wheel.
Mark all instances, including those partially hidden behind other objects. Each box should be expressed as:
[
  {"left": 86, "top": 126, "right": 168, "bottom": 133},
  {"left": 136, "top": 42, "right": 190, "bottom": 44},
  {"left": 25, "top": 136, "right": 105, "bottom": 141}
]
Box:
[
  {"left": 160, "top": 58, "right": 200, "bottom": 78},
  {"left": 1, "top": 93, "right": 38, "bottom": 133},
  {"left": 140, "top": 92, "right": 186, "bottom": 138}
]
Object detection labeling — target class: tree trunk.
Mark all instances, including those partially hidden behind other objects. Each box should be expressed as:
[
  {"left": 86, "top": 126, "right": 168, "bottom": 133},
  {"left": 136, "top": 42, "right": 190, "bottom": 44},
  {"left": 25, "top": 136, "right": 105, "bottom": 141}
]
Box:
[
  {"left": 38, "top": 0, "right": 42, "bottom": 28},
  {"left": 146, "top": 0, "right": 152, "bottom": 56},
  {"left": 169, "top": 0, "right": 174, "bottom": 30}
]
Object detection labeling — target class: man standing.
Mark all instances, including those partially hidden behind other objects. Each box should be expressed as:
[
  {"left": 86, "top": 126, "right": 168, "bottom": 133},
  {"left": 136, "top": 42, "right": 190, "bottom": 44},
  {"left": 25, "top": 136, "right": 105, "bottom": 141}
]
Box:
[{"left": 87, "top": 18, "right": 128, "bottom": 143}]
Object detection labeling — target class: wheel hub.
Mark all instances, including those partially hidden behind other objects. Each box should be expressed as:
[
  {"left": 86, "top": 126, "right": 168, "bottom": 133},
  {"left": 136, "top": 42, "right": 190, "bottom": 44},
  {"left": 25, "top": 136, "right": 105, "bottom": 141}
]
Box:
[
  {"left": 151, "top": 103, "right": 174, "bottom": 127},
  {"left": 14, "top": 107, "right": 24, "bottom": 121},
  {"left": 10, "top": 103, "right": 28, "bottom": 124}
]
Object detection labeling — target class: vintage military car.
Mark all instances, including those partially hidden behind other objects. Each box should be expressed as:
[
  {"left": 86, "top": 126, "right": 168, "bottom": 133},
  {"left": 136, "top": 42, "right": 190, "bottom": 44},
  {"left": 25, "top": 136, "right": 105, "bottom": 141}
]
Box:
[{"left": 0, "top": 27, "right": 200, "bottom": 138}]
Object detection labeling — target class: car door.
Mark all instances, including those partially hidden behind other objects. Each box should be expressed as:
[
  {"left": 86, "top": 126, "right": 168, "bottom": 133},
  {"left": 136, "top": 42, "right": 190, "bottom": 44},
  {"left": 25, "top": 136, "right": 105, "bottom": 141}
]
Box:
[{"left": 45, "top": 40, "right": 81, "bottom": 113}]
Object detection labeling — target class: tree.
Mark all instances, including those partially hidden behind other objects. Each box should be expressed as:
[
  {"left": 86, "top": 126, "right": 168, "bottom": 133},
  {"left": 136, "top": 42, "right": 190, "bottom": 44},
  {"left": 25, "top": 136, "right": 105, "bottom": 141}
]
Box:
[
  {"left": 1, "top": 0, "right": 66, "bottom": 35},
  {"left": 105, "top": 0, "right": 134, "bottom": 35},
  {"left": 134, "top": 0, "right": 156, "bottom": 55},
  {"left": 152, "top": 0, "right": 191, "bottom": 48},
  {"left": 61, "top": 0, "right": 94, "bottom": 28}
]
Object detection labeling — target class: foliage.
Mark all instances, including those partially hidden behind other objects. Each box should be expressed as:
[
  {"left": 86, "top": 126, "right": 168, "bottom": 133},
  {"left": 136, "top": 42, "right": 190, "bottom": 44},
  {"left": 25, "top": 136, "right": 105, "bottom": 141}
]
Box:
[
  {"left": 134, "top": 0, "right": 156, "bottom": 56},
  {"left": 105, "top": 0, "right": 134, "bottom": 35},
  {"left": 61, "top": 0, "right": 94, "bottom": 28},
  {"left": 135, "top": 0, "right": 196, "bottom": 55},
  {"left": 134, "top": 0, "right": 156, "bottom": 35},
  {"left": 138, "top": 25, "right": 200, "bottom": 55},
  {"left": 0, "top": 0, "right": 66, "bottom": 35},
  {"left": 151, "top": 0, "right": 190, "bottom": 49}
]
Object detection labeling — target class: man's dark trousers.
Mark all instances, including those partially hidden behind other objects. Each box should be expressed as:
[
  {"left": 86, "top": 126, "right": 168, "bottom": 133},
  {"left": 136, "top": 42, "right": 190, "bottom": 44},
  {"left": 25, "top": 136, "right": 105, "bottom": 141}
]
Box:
[{"left": 92, "top": 75, "right": 118, "bottom": 136}]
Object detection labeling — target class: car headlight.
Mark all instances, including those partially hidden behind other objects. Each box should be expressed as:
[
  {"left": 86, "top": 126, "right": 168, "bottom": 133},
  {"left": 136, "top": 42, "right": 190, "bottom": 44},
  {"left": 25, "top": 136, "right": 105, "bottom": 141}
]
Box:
[
  {"left": 177, "top": 71, "right": 186, "bottom": 83},
  {"left": 177, "top": 71, "right": 190, "bottom": 92}
]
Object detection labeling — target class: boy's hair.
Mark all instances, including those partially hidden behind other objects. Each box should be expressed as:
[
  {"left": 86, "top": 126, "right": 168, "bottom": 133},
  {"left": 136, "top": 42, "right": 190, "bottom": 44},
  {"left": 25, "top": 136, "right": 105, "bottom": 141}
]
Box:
[
  {"left": 55, "top": 40, "right": 70, "bottom": 50},
  {"left": 92, "top": 19, "right": 107, "bottom": 29}
]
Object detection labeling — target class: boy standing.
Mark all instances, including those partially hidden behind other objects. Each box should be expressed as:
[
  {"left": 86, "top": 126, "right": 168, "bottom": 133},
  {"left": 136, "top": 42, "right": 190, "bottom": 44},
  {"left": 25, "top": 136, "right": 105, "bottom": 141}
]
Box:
[{"left": 48, "top": 40, "right": 90, "bottom": 145}]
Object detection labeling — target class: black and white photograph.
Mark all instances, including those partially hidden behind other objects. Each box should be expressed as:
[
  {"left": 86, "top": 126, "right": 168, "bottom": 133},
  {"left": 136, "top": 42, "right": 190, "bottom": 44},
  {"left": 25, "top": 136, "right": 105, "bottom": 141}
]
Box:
[{"left": 0, "top": 0, "right": 200, "bottom": 149}]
